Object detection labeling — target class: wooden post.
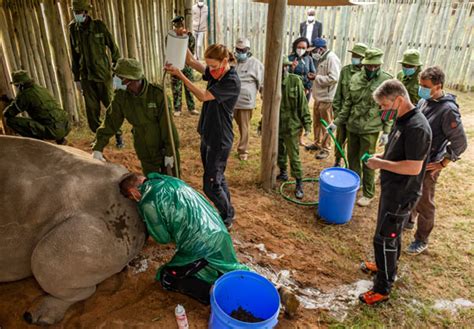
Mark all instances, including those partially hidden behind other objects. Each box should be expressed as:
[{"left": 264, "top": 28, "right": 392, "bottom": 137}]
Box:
[
  {"left": 185, "top": 0, "right": 193, "bottom": 32},
  {"left": 42, "top": 0, "right": 79, "bottom": 121},
  {"left": 260, "top": 0, "right": 286, "bottom": 191},
  {"left": 0, "top": 7, "right": 18, "bottom": 73},
  {"left": 124, "top": 0, "right": 138, "bottom": 58},
  {"left": 0, "top": 43, "right": 14, "bottom": 135}
]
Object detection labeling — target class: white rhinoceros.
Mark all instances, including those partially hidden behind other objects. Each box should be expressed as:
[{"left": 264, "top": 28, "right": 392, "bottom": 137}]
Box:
[{"left": 0, "top": 136, "right": 146, "bottom": 325}]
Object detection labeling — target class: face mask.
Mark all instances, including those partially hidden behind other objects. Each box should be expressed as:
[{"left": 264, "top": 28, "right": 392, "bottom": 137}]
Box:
[
  {"left": 380, "top": 97, "right": 399, "bottom": 121},
  {"left": 74, "top": 14, "right": 86, "bottom": 23},
  {"left": 308, "top": 16, "right": 315, "bottom": 22},
  {"left": 198, "top": 1, "right": 204, "bottom": 6},
  {"left": 351, "top": 58, "right": 361, "bottom": 66},
  {"left": 418, "top": 86, "right": 432, "bottom": 100},
  {"left": 210, "top": 65, "right": 226, "bottom": 80},
  {"left": 113, "top": 76, "right": 127, "bottom": 90},
  {"left": 365, "top": 68, "right": 379, "bottom": 80},
  {"left": 296, "top": 49, "right": 306, "bottom": 57},
  {"left": 312, "top": 53, "right": 322, "bottom": 61},
  {"left": 235, "top": 52, "right": 248, "bottom": 62},
  {"left": 402, "top": 67, "right": 416, "bottom": 77}
]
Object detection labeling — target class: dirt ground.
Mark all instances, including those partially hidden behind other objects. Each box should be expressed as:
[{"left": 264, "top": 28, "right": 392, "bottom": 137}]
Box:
[{"left": 0, "top": 89, "right": 472, "bottom": 328}]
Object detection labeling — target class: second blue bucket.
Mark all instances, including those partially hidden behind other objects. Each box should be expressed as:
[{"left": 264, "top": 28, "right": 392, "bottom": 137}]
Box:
[
  {"left": 318, "top": 167, "right": 360, "bottom": 224},
  {"left": 209, "top": 271, "right": 280, "bottom": 329}
]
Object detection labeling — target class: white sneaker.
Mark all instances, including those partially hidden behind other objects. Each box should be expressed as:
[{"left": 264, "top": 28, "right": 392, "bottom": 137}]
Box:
[
  {"left": 357, "top": 196, "right": 373, "bottom": 207},
  {"left": 238, "top": 154, "right": 248, "bottom": 161}
]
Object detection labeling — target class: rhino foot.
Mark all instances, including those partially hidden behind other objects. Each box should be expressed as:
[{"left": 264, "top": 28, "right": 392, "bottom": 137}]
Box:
[{"left": 24, "top": 295, "right": 74, "bottom": 325}]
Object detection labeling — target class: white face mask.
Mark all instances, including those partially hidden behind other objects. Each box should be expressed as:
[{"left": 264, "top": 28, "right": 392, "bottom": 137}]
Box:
[
  {"left": 74, "top": 14, "right": 86, "bottom": 23},
  {"left": 113, "top": 76, "right": 128, "bottom": 91},
  {"left": 296, "top": 49, "right": 306, "bottom": 57},
  {"left": 308, "top": 15, "right": 315, "bottom": 22},
  {"left": 197, "top": 1, "right": 204, "bottom": 6}
]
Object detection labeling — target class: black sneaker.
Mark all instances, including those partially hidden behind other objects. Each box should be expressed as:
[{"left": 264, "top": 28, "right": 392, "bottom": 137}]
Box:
[
  {"left": 115, "top": 134, "right": 125, "bottom": 149},
  {"left": 333, "top": 160, "right": 341, "bottom": 167},
  {"left": 295, "top": 179, "right": 304, "bottom": 199},
  {"left": 55, "top": 137, "right": 67, "bottom": 145},
  {"left": 276, "top": 170, "right": 289, "bottom": 182},
  {"left": 406, "top": 240, "right": 428, "bottom": 255}
]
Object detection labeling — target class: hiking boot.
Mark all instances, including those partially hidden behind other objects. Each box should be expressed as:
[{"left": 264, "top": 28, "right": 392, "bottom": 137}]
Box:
[
  {"left": 295, "top": 178, "right": 304, "bottom": 199},
  {"left": 406, "top": 240, "right": 428, "bottom": 255},
  {"left": 360, "top": 261, "right": 378, "bottom": 274},
  {"left": 315, "top": 150, "right": 330, "bottom": 160},
  {"left": 276, "top": 169, "right": 289, "bottom": 182},
  {"left": 359, "top": 290, "right": 389, "bottom": 305},
  {"left": 238, "top": 153, "right": 248, "bottom": 161},
  {"left": 55, "top": 137, "right": 67, "bottom": 145},
  {"left": 357, "top": 196, "right": 373, "bottom": 207},
  {"left": 305, "top": 144, "right": 321, "bottom": 151},
  {"left": 189, "top": 109, "right": 200, "bottom": 115},
  {"left": 404, "top": 220, "right": 415, "bottom": 230},
  {"left": 115, "top": 134, "right": 125, "bottom": 149}
]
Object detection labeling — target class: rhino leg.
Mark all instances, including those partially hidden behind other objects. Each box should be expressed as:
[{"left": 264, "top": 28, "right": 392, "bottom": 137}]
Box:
[{"left": 25, "top": 214, "right": 137, "bottom": 325}]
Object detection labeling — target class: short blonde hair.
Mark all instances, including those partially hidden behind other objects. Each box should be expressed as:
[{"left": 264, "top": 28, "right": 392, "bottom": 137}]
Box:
[{"left": 373, "top": 79, "right": 409, "bottom": 103}]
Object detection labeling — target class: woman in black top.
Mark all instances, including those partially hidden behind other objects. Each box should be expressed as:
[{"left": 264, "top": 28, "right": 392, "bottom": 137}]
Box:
[{"left": 165, "top": 44, "right": 241, "bottom": 229}]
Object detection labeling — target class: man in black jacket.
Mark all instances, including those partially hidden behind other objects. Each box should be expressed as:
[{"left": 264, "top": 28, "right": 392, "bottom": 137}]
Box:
[
  {"left": 405, "top": 66, "right": 468, "bottom": 254},
  {"left": 299, "top": 9, "right": 322, "bottom": 46}
]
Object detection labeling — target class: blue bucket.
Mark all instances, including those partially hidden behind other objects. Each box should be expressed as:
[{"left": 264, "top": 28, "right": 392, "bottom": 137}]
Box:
[
  {"left": 318, "top": 167, "right": 360, "bottom": 224},
  {"left": 209, "top": 271, "right": 280, "bottom": 329}
]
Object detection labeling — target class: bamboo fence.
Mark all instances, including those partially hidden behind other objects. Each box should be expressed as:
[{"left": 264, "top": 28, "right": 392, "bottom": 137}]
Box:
[
  {"left": 213, "top": 0, "right": 474, "bottom": 91},
  {"left": 0, "top": 0, "right": 181, "bottom": 123}
]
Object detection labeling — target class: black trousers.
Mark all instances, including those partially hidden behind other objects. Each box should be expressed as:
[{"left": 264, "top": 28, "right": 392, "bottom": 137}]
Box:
[
  {"left": 200, "top": 140, "right": 234, "bottom": 225},
  {"left": 373, "top": 193, "right": 414, "bottom": 295},
  {"left": 160, "top": 259, "right": 212, "bottom": 305}
]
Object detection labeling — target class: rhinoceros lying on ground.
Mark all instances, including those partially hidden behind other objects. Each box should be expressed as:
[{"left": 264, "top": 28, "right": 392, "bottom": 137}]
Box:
[{"left": 0, "top": 136, "right": 146, "bottom": 325}]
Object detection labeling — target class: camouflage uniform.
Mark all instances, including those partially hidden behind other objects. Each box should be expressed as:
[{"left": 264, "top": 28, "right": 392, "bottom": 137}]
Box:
[
  {"left": 4, "top": 71, "right": 70, "bottom": 142},
  {"left": 171, "top": 32, "right": 196, "bottom": 112}
]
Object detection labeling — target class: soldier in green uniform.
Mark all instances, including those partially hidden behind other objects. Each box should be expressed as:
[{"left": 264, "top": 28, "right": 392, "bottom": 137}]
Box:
[
  {"left": 276, "top": 58, "right": 312, "bottom": 199},
  {"left": 332, "top": 43, "right": 368, "bottom": 167},
  {"left": 92, "top": 58, "right": 180, "bottom": 177},
  {"left": 170, "top": 16, "right": 198, "bottom": 117},
  {"left": 69, "top": 0, "right": 123, "bottom": 147},
  {"left": 396, "top": 49, "right": 422, "bottom": 105},
  {"left": 331, "top": 49, "right": 392, "bottom": 207},
  {"left": 3, "top": 70, "right": 70, "bottom": 144}
]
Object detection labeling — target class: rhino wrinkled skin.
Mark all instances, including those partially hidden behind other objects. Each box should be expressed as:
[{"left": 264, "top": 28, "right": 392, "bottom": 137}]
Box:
[{"left": 0, "top": 136, "right": 146, "bottom": 325}]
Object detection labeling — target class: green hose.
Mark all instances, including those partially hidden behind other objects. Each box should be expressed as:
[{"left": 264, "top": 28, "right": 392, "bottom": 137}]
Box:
[{"left": 279, "top": 119, "right": 348, "bottom": 206}]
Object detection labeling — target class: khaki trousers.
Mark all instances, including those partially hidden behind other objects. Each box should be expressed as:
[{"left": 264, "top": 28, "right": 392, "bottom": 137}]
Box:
[
  {"left": 234, "top": 108, "right": 253, "bottom": 155},
  {"left": 312, "top": 100, "right": 333, "bottom": 151}
]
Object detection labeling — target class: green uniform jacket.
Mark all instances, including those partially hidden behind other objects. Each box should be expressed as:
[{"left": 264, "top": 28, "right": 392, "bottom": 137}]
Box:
[
  {"left": 334, "top": 69, "right": 393, "bottom": 134},
  {"left": 138, "top": 173, "right": 248, "bottom": 283},
  {"left": 396, "top": 67, "right": 421, "bottom": 105},
  {"left": 280, "top": 73, "right": 312, "bottom": 135},
  {"left": 4, "top": 83, "right": 69, "bottom": 129},
  {"left": 93, "top": 80, "right": 179, "bottom": 168},
  {"left": 69, "top": 19, "right": 120, "bottom": 82},
  {"left": 333, "top": 64, "right": 362, "bottom": 117}
]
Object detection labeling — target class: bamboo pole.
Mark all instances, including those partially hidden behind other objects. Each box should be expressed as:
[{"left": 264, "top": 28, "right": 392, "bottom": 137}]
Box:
[
  {"left": 260, "top": 0, "right": 286, "bottom": 191},
  {"left": 42, "top": 0, "right": 79, "bottom": 121},
  {"left": 0, "top": 7, "right": 18, "bottom": 73},
  {"left": 124, "top": 0, "right": 138, "bottom": 58},
  {"left": 24, "top": 0, "right": 47, "bottom": 87},
  {"left": 35, "top": 2, "right": 61, "bottom": 101},
  {"left": 11, "top": 1, "right": 32, "bottom": 72},
  {"left": 117, "top": 0, "right": 128, "bottom": 57},
  {"left": 0, "top": 43, "right": 14, "bottom": 135}
]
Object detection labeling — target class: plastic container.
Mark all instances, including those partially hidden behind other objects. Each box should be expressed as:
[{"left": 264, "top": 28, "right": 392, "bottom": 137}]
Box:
[
  {"left": 165, "top": 31, "right": 189, "bottom": 70},
  {"left": 318, "top": 167, "right": 360, "bottom": 224},
  {"left": 209, "top": 271, "right": 280, "bottom": 329},
  {"left": 175, "top": 304, "right": 189, "bottom": 329}
]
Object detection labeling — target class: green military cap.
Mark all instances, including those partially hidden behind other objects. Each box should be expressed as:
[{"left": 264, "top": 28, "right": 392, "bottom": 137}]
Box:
[
  {"left": 172, "top": 16, "right": 185, "bottom": 24},
  {"left": 113, "top": 58, "right": 145, "bottom": 80},
  {"left": 71, "top": 0, "right": 92, "bottom": 11},
  {"left": 398, "top": 49, "right": 422, "bottom": 66},
  {"left": 348, "top": 43, "right": 368, "bottom": 57},
  {"left": 282, "top": 56, "right": 292, "bottom": 66},
  {"left": 362, "top": 48, "right": 384, "bottom": 65},
  {"left": 10, "top": 70, "right": 32, "bottom": 84}
]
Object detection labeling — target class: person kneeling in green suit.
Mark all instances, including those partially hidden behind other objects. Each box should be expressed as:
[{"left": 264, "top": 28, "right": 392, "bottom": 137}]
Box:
[{"left": 119, "top": 172, "right": 248, "bottom": 304}]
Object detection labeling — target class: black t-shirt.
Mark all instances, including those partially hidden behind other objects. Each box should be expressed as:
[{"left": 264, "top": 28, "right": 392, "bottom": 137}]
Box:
[
  {"left": 380, "top": 108, "right": 432, "bottom": 207},
  {"left": 198, "top": 66, "right": 241, "bottom": 148}
]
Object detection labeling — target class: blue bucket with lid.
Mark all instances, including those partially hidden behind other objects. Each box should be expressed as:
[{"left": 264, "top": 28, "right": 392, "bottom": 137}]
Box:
[{"left": 318, "top": 167, "right": 360, "bottom": 224}]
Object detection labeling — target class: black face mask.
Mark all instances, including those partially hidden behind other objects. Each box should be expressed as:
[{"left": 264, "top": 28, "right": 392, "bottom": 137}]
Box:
[{"left": 365, "top": 68, "right": 379, "bottom": 80}]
